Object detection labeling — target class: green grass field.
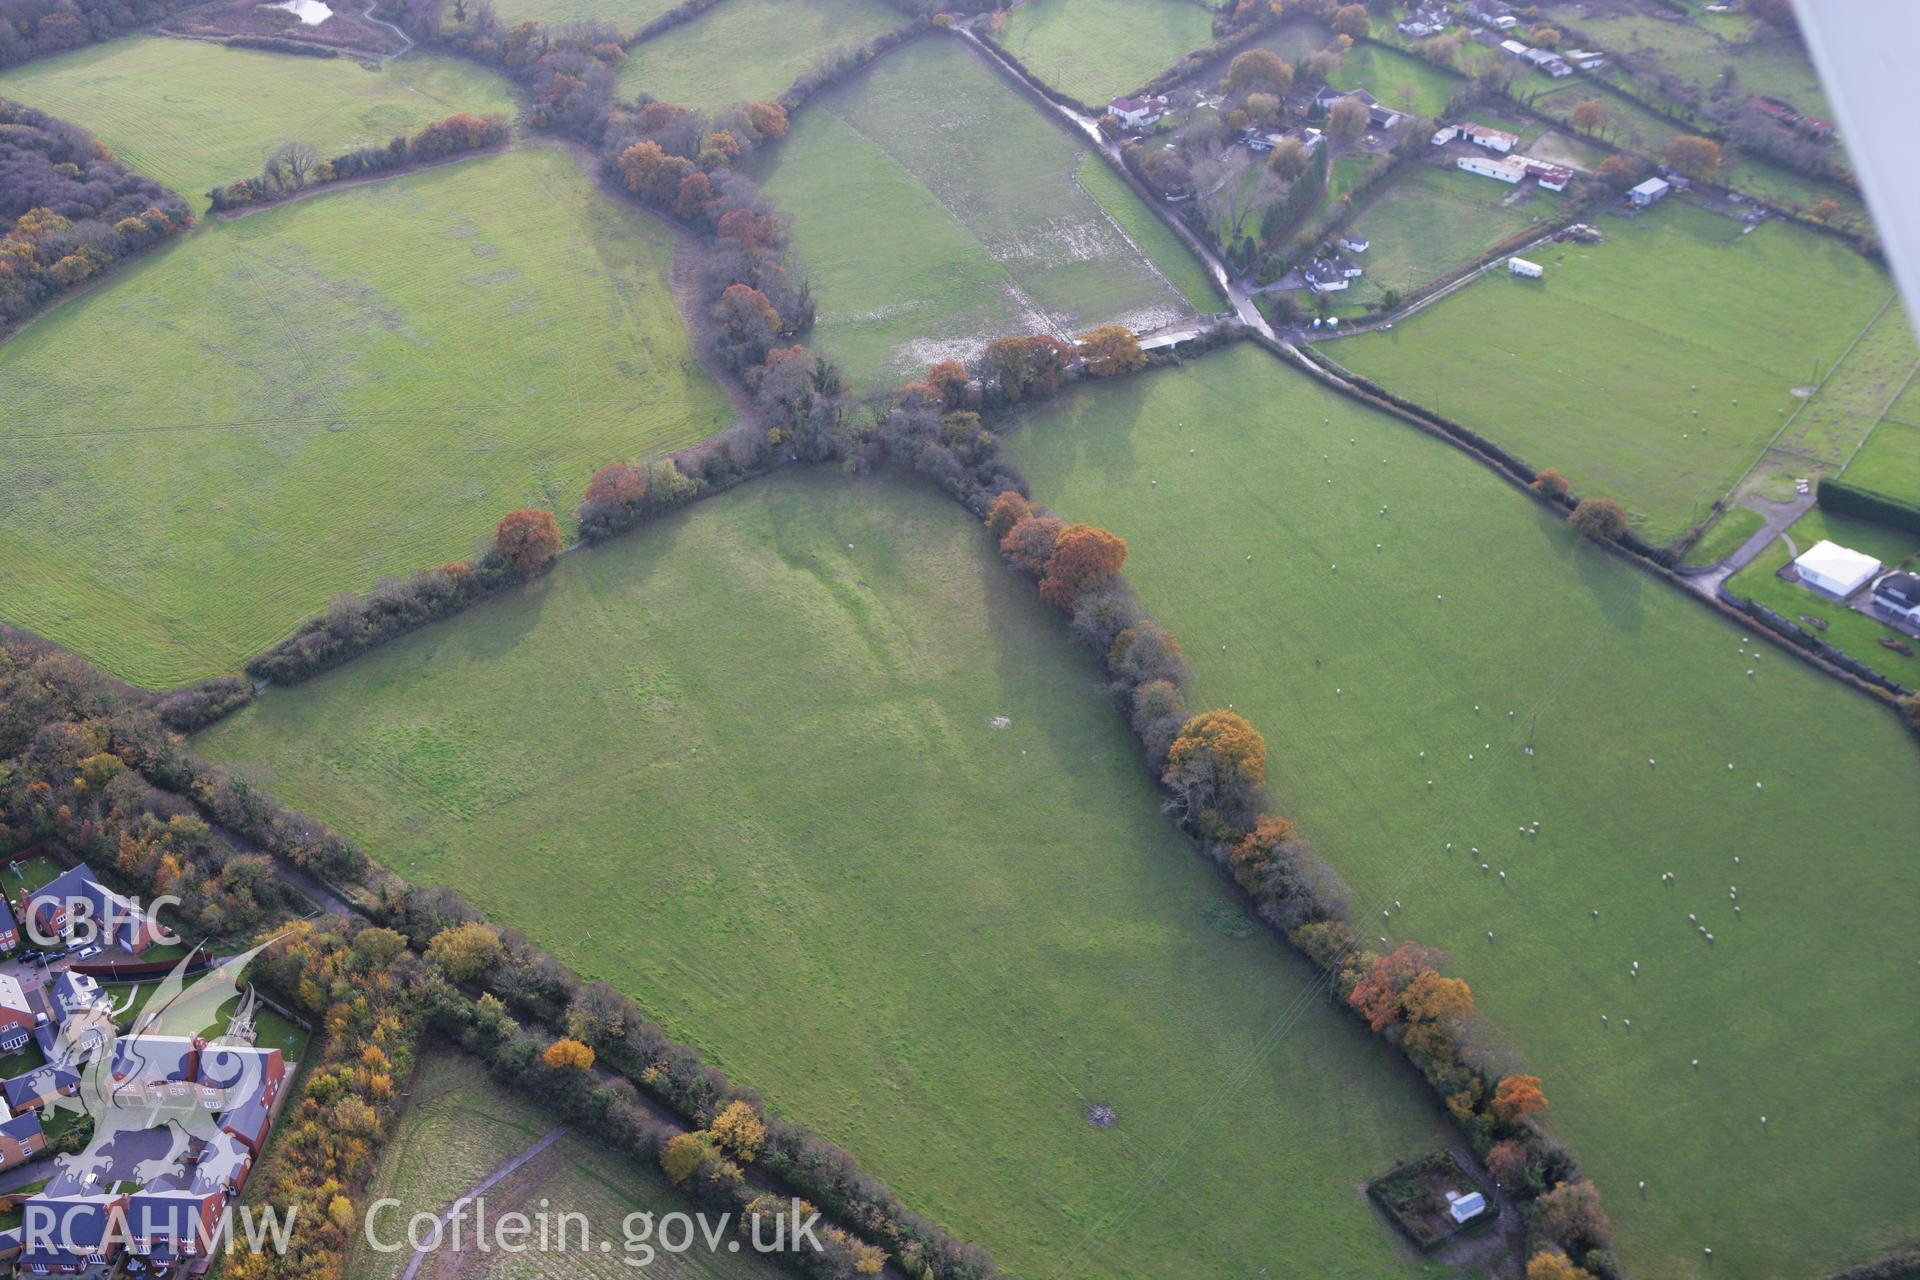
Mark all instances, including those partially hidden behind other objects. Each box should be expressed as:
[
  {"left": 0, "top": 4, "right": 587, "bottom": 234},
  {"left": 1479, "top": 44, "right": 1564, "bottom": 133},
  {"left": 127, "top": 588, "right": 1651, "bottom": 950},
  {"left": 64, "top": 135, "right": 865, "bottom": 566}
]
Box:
[
  {"left": 0, "top": 142, "right": 731, "bottom": 687},
  {"left": 1004, "top": 340, "right": 1920, "bottom": 1280},
  {"left": 1334, "top": 201, "right": 1896, "bottom": 543},
  {"left": 1724, "top": 507, "right": 1920, "bottom": 687},
  {"left": 347, "top": 1052, "right": 781, "bottom": 1279},
  {"left": 762, "top": 38, "right": 1205, "bottom": 383},
  {"left": 1772, "top": 299, "right": 1920, "bottom": 469},
  {"left": 488, "top": 0, "right": 677, "bottom": 35},
  {"left": 1676, "top": 504, "right": 1762, "bottom": 569},
  {"left": 199, "top": 469, "right": 1455, "bottom": 1280},
  {"left": 1825, "top": 303, "right": 1920, "bottom": 507},
  {"left": 615, "top": 0, "right": 903, "bottom": 112},
  {"left": 1844, "top": 417, "right": 1920, "bottom": 508},
  {"left": 1337, "top": 163, "right": 1561, "bottom": 307},
  {"left": 995, "top": 0, "right": 1214, "bottom": 102},
  {"left": 1076, "top": 152, "right": 1222, "bottom": 308},
  {"left": 1328, "top": 40, "right": 1463, "bottom": 118},
  {"left": 0, "top": 36, "right": 515, "bottom": 212}
]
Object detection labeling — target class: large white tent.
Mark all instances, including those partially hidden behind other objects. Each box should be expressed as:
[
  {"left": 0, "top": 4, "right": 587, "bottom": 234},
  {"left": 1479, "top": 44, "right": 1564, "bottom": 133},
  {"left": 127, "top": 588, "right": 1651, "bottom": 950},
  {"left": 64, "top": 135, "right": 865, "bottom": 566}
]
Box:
[{"left": 1792, "top": 540, "right": 1881, "bottom": 598}]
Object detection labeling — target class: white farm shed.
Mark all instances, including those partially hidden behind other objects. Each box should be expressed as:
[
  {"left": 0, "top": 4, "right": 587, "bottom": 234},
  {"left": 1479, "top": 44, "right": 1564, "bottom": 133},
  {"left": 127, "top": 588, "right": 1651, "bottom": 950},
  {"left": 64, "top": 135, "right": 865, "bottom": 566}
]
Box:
[
  {"left": 1509, "top": 257, "right": 1543, "bottom": 277},
  {"left": 1793, "top": 540, "right": 1881, "bottom": 597},
  {"left": 1445, "top": 1190, "right": 1487, "bottom": 1224}
]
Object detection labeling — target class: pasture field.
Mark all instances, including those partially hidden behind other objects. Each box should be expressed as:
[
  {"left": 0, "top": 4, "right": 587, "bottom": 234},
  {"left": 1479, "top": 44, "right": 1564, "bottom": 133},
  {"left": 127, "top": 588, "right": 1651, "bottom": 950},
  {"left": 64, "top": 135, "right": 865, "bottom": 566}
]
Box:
[
  {"left": 488, "top": 0, "right": 676, "bottom": 34},
  {"left": 1540, "top": 3, "right": 1834, "bottom": 123},
  {"left": 1005, "top": 340, "right": 1920, "bottom": 1280},
  {"left": 347, "top": 1053, "right": 783, "bottom": 1280},
  {"left": 1334, "top": 201, "right": 1895, "bottom": 543},
  {"left": 1675, "top": 504, "right": 1761, "bottom": 569},
  {"left": 1327, "top": 41, "right": 1462, "bottom": 118},
  {"left": 762, "top": 39, "right": 1204, "bottom": 383},
  {"left": 198, "top": 469, "right": 1455, "bottom": 1280},
  {"left": 1724, "top": 508, "right": 1920, "bottom": 687},
  {"left": 1336, "top": 163, "right": 1561, "bottom": 308},
  {"left": 0, "top": 143, "right": 731, "bottom": 687},
  {"left": 0, "top": 36, "right": 515, "bottom": 212},
  {"left": 1527, "top": 78, "right": 1860, "bottom": 220},
  {"left": 615, "top": 0, "right": 903, "bottom": 112},
  {"left": 995, "top": 0, "right": 1214, "bottom": 103},
  {"left": 1770, "top": 299, "right": 1919, "bottom": 471},
  {"left": 1075, "top": 152, "right": 1222, "bottom": 308},
  {"left": 1844, "top": 417, "right": 1920, "bottom": 508}
]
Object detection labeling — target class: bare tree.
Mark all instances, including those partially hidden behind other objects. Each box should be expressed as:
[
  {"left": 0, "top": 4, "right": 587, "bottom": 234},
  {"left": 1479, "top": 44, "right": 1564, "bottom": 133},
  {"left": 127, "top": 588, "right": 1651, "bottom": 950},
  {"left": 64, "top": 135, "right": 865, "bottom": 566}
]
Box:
[
  {"left": 1190, "top": 145, "right": 1283, "bottom": 247},
  {"left": 265, "top": 140, "right": 321, "bottom": 191}
]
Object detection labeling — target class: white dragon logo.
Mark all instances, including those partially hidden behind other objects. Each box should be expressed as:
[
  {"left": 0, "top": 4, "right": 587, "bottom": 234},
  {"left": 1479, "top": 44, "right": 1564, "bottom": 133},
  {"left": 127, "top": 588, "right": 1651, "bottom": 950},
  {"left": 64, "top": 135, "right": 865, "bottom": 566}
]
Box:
[{"left": 34, "top": 939, "right": 278, "bottom": 1188}]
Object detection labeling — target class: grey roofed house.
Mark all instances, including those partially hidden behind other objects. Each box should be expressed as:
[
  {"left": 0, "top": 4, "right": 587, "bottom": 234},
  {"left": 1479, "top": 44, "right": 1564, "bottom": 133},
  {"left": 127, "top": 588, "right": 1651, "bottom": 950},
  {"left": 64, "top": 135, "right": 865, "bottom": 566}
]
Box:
[
  {"left": 190, "top": 1131, "right": 253, "bottom": 1197},
  {"left": 50, "top": 970, "right": 105, "bottom": 1020},
  {"left": 1873, "top": 570, "right": 1920, "bottom": 618},
  {"left": 19, "top": 1193, "right": 125, "bottom": 1267},
  {"left": 0, "top": 1110, "right": 44, "bottom": 1143},
  {"left": 219, "top": 1090, "right": 273, "bottom": 1153},
  {"left": 3, "top": 1062, "right": 80, "bottom": 1112},
  {"left": 125, "top": 1186, "right": 224, "bottom": 1255},
  {"left": 110, "top": 1033, "right": 199, "bottom": 1088}
]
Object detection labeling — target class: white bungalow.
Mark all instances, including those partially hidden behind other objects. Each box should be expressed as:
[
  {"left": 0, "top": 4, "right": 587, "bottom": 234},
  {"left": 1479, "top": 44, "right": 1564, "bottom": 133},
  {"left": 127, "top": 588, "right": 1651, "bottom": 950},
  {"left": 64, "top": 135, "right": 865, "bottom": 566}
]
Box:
[
  {"left": 1458, "top": 153, "right": 1527, "bottom": 184},
  {"left": 1793, "top": 540, "right": 1881, "bottom": 598}
]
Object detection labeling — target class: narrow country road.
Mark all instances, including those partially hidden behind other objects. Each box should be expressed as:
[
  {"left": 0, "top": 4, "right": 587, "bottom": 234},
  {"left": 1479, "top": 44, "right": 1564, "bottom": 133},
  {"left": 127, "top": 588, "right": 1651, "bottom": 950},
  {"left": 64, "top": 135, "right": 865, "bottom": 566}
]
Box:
[
  {"left": 1676, "top": 490, "right": 1816, "bottom": 599},
  {"left": 953, "top": 24, "right": 1277, "bottom": 342}
]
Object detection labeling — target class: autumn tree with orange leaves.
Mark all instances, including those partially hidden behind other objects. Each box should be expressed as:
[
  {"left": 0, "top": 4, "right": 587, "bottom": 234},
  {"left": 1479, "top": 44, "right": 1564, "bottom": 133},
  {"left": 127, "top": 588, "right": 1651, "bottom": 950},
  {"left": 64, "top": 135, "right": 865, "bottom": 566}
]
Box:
[
  {"left": 999, "top": 513, "right": 1065, "bottom": 575},
  {"left": 979, "top": 334, "right": 1072, "bottom": 405},
  {"left": 618, "top": 140, "right": 694, "bottom": 204},
  {"left": 1492, "top": 1073, "right": 1548, "bottom": 1125},
  {"left": 1039, "top": 524, "right": 1127, "bottom": 607},
  {"left": 986, "top": 491, "right": 1033, "bottom": 543},
  {"left": 1163, "top": 709, "right": 1268, "bottom": 831},
  {"left": 494, "top": 509, "right": 562, "bottom": 576},
  {"left": 1077, "top": 324, "right": 1146, "bottom": 377},
  {"left": 543, "top": 1037, "right": 595, "bottom": 1070},
  {"left": 926, "top": 359, "right": 972, "bottom": 411},
  {"left": 1347, "top": 942, "right": 1447, "bottom": 1032}
]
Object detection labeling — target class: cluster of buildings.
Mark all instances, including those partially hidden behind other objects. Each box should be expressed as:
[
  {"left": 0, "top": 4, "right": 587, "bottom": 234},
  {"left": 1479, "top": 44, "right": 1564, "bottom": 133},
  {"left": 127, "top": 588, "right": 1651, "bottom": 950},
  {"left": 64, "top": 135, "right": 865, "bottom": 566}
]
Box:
[
  {"left": 1431, "top": 121, "right": 1573, "bottom": 191},
  {"left": 0, "top": 863, "right": 291, "bottom": 1278},
  {"left": 1792, "top": 542, "right": 1920, "bottom": 628}
]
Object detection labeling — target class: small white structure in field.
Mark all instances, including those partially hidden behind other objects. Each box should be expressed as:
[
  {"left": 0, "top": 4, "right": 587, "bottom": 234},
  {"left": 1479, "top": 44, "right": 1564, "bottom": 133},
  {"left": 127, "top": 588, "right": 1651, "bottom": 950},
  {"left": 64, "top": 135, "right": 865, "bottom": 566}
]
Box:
[
  {"left": 1444, "top": 1190, "right": 1487, "bottom": 1224},
  {"left": 1508, "top": 256, "right": 1544, "bottom": 278},
  {"left": 1629, "top": 176, "right": 1671, "bottom": 206},
  {"left": 1792, "top": 540, "right": 1881, "bottom": 598}
]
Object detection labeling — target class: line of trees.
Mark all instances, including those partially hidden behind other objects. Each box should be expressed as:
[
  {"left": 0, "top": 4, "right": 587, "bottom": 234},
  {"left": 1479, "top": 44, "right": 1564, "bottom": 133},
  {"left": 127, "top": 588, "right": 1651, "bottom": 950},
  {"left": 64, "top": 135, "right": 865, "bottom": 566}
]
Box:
[
  {"left": 244, "top": 507, "right": 561, "bottom": 685},
  {"left": 853, "top": 337, "right": 1620, "bottom": 1278},
  {"left": 0, "top": 0, "right": 202, "bottom": 66},
  {"left": 206, "top": 112, "right": 509, "bottom": 212},
  {"left": 0, "top": 98, "right": 189, "bottom": 329},
  {"left": 1, "top": 622, "right": 1004, "bottom": 1279}
]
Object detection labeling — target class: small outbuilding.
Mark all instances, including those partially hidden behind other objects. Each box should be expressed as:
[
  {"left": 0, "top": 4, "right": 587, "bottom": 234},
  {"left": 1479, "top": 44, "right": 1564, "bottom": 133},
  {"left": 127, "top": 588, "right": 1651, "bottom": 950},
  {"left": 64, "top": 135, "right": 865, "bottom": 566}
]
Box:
[
  {"left": 1508, "top": 256, "right": 1543, "bottom": 278},
  {"left": 1628, "top": 177, "right": 1671, "bottom": 206},
  {"left": 1445, "top": 1190, "right": 1487, "bottom": 1224},
  {"left": 1792, "top": 540, "right": 1881, "bottom": 598}
]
